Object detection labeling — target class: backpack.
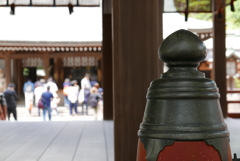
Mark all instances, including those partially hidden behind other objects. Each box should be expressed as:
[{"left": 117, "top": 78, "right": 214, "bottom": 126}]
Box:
[
  {"left": 26, "top": 83, "right": 32, "bottom": 92},
  {"left": 37, "top": 99, "right": 44, "bottom": 109},
  {"left": 0, "top": 95, "right": 3, "bottom": 106},
  {"left": 0, "top": 95, "right": 6, "bottom": 120},
  {"left": 0, "top": 96, "right": 3, "bottom": 120}
]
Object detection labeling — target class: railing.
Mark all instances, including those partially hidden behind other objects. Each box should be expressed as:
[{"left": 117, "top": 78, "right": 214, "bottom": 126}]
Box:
[{"left": 227, "top": 90, "right": 240, "bottom": 118}]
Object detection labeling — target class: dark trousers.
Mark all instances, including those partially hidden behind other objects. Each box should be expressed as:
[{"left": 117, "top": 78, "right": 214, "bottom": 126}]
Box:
[
  {"left": 7, "top": 107, "right": 17, "bottom": 121},
  {"left": 43, "top": 106, "right": 52, "bottom": 121},
  {"left": 82, "top": 101, "right": 88, "bottom": 115},
  {"left": 69, "top": 101, "right": 78, "bottom": 115}
]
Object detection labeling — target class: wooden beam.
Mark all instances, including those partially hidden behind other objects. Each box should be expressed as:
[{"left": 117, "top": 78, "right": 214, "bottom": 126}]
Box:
[
  {"left": 0, "top": 52, "right": 6, "bottom": 59},
  {"left": 54, "top": 58, "right": 64, "bottom": 89},
  {"left": 4, "top": 52, "right": 11, "bottom": 87},
  {"left": 212, "top": 0, "right": 227, "bottom": 118},
  {"left": 13, "top": 59, "right": 18, "bottom": 92},
  {"left": 49, "top": 52, "right": 102, "bottom": 58},
  {"left": 228, "top": 113, "right": 240, "bottom": 118},
  {"left": 102, "top": 0, "right": 113, "bottom": 120},
  {"left": 16, "top": 59, "right": 23, "bottom": 97},
  {"left": 10, "top": 52, "right": 44, "bottom": 58},
  {"left": 8, "top": 52, "right": 102, "bottom": 59},
  {"left": 43, "top": 52, "right": 50, "bottom": 80},
  {"left": 112, "top": 0, "right": 163, "bottom": 160}
]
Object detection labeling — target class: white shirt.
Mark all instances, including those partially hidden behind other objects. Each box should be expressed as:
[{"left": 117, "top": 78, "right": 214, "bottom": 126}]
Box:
[
  {"left": 44, "top": 82, "right": 58, "bottom": 93},
  {"left": 34, "top": 86, "right": 44, "bottom": 105},
  {"left": 68, "top": 85, "right": 79, "bottom": 103},
  {"left": 81, "top": 77, "right": 91, "bottom": 89}
]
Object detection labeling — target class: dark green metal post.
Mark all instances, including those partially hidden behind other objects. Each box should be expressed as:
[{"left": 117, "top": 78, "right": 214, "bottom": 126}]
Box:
[{"left": 137, "top": 29, "right": 232, "bottom": 161}]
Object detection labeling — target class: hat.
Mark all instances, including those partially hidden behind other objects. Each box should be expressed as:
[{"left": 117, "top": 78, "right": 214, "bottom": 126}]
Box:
[
  {"left": 8, "top": 83, "right": 15, "bottom": 88},
  {"left": 35, "top": 81, "right": 42, "bottom": 87},
  {"left": 71, "top": 80, "right": 77, "bottom": 85},
  {"left": 85, "top": 73, "right": 90, "bottom": 77},
  {"left": 40, "top": 79, "right": 45, "bottom": 83}
]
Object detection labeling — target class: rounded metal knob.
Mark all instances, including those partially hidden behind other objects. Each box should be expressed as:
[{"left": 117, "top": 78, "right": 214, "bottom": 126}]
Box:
[{"left": 159, "top": 29, "right": 207, "bottom": 64}]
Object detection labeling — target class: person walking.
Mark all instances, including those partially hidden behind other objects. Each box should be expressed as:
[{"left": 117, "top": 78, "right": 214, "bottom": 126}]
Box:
[
  {"left": 23, "top": 79, "right": 34, "bottom": 115},
  {"left": 67, "top": 80, "right": 79, "bottom": 116},
  {"left": 34, "top": 82, "right": 44, "bottom": 116},
  {"left": 63, "top": 78, "right": 71, "bottom": 107},
  {"left": 93, "top": 82, "right": 104, "bottom": 112},
  {"left": 0, "top": 88, "right": 7, "bottom": 120},
  {"left": 51, "top": 93, "right": 60, "bottom": 115},
  {"left": 80, "top": 73, "right": 91, "bottom": 115},
  {"left": 41, "top": 86, "right": 53, "bottom": 121},
  {"left": 44, "top": 77, "right": 58, "bottom": 94},
  {"left": 4, "top": 83, "right": 18, "bottom": 121},
  {"left": 89, "top": 86, "right": 102, "bottom": 119},
  {"left": 81, "top": 73, "right": 91, "bottom": 90},
  {"left": 78, "top": 87, "right": 90, "bottom": 115}
]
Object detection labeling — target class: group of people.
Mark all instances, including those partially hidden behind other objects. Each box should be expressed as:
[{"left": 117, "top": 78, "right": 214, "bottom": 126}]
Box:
[
  {"left": 23, "top": 77, "right": 59, "bottom": 121},
  {"left": 63, "top": 73, "right": 103, "bottom": 118},
  {"left": 0, "top": 73, "right": 103, "bottom": 121}
]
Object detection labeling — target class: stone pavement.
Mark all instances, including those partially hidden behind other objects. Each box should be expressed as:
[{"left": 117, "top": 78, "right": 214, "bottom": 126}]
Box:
[
  {"left": 224, "top": 117, "right": 240, "bottom": 157},
  {"left": 5, "top": 100, "right": 240, "bottom": 159},
  {"left": 0, "top": 120, "right": 114, "bottom": 161},
  {"left": 12, "top": 102, "right": 103, "bottom": 122}
]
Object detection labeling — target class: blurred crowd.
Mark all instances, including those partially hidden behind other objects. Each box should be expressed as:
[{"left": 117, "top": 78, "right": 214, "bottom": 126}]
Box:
[{"left": 0, "top": 73, "right": 103, "bottom": 121}]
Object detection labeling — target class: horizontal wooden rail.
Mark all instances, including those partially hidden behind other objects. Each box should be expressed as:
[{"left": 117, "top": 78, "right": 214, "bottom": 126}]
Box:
[
  {"left": 227, "top": 113, "right": 240, "bottom": 118},
  {"left": 227, "top": 91, "right": 240, "bottom": 118},
  {"left": 227, "top": 101, "right": 240, "bottom": 104},
  {"left": 227, "top": 90, "right": 240, "bottom": 93}
]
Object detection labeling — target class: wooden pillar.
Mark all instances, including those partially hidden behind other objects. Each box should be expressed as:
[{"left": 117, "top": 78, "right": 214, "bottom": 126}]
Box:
[
  {"left": 112, "top": 1, "right": 163, "bottom": 160},
  {"left": 16, "top": 59, "right": 23, "bottom": 96},
  {"left": 212, "top": 0, "right": 227, "bottom": 117},
  {"left": 59, "top": 58, "right": 64, "bottom": 88},
  {"left": 54, "top": 58, "right": 63, "bottom": 88},
  {"left": 102, "top": 0, "right": 113, "bottom": 120},
  {"left": 97, "top": 58, "right": 102, "bottom": 83},
  {"left": 5, "top": 52, "right": 11, "bottom": 87},
  {"left": 43, "top": 52, "right": 50, "bottom": 80},
  {"left": 13, "top": 59, "right": 23, "bottom": 96}
]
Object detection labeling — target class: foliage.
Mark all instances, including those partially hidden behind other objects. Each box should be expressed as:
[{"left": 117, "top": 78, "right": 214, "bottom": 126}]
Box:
[
  {"left": 188, "top": 12, "right": 212, "bottom": 21},
  {"left": 234, "top": 77, "right": 240, "bottom": 88},
  {"left": 174, "top": 0, "right": 211, "bottom": 12},
  {"left": 186, "top": 0, "right": 240, "bottom": 29},
  {"left": 226, "top": 0, "right": 240, "bottom": 29},
  {"left": 173, "top": 0, "right": 212, "bottom": 22},
  {"left": 169, "top": 0, "right": 240, "bottom": 29}
]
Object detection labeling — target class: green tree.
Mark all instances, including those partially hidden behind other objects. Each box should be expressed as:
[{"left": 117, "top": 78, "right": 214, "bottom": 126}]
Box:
[
  {"left": 188, "top": 12, "right": 212, "bottom": 21},
  {"left": 173, "top": 0, "right": 211, "bottom": 12},
  {"left": 226, "top": 0, "right": 240, "bottom": 29},
  {"left": 187, "top": 0, "right": 240, "bottom": 30}
]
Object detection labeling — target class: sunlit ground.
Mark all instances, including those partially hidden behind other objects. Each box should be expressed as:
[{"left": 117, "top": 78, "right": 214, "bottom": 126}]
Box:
[{"left": 8, "top": 105, "right": 103, "bottom": 122}]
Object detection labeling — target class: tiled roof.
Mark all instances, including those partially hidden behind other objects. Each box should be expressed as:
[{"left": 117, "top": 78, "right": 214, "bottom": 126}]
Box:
[{"left": 0, "top": 41, "right": 102, "bottom": 52}]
